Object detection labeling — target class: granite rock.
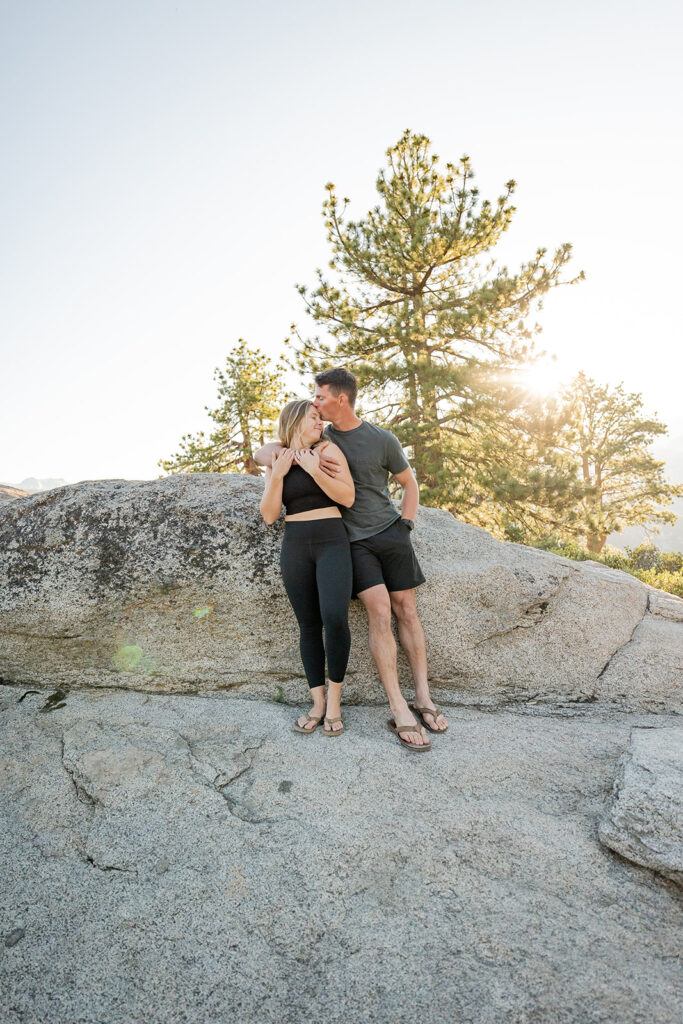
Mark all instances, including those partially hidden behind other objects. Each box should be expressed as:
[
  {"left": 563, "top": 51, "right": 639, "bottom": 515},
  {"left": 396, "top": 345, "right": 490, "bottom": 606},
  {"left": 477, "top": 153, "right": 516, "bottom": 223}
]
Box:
[
  {"left": 0, "top": 684, "right": 681, "bottom": 1024},
  {"left": 0, "top": 475, "right": 681, "bottom": 709},
  {"left": 598, "top": 726, "right": 683, "bottom": 884}
]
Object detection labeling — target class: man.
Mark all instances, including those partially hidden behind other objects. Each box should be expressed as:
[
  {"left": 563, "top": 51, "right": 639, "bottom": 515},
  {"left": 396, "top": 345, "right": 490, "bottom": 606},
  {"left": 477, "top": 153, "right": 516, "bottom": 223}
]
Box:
[{"left": 256, "top": 367, "right": 448, "bottom": 749}]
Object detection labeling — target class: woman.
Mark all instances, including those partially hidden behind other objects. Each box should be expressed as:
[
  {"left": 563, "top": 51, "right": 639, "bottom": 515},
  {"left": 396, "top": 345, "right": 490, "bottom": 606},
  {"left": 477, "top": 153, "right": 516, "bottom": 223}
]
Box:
[{"left": 260, "top": 399, "right": 355, "bottom": 735}]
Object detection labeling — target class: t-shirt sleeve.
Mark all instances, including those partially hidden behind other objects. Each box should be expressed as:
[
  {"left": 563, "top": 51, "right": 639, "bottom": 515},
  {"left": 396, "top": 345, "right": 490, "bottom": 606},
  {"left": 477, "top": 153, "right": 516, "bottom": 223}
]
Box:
[{"left": 384, "top": 431, "right": 410, "bottom": 475}]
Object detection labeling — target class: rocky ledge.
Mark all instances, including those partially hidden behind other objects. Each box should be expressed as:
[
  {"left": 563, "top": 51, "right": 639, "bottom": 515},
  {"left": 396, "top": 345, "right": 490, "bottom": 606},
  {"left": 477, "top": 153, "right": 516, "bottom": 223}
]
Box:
[
  {"left": 0, "top": 685, "right": 681, "bottom": 1024},
  {"left": 1, "top": 475, "right": 681, "bottom": 709}
]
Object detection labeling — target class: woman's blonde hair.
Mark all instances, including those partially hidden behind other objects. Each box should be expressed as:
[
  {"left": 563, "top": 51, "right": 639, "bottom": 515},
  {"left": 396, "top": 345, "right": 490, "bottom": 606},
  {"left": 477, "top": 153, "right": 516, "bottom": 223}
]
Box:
[{"left": 276, "top": 399, "right": 321, "bottom": 450}]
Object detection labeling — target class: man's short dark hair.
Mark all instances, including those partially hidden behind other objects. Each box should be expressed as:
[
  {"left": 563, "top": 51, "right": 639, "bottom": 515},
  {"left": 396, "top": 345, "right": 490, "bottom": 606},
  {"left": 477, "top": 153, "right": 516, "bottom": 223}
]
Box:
[{"left": 315, "top": 367, "right": 358, "bottom": 408}]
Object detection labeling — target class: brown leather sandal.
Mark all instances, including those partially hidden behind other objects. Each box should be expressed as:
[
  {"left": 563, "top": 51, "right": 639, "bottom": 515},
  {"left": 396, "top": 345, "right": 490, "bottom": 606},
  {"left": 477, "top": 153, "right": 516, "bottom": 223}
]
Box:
[
  {"left": 292, "top": 713, "right": 324, "bottom": 734},
  {"left": 387, "top": 718, "right": 432, "bottom": 751},
  {"left": 411, "top": 704, "right": 449, "bottom": 733},
  {"left": 323, "top": 715, "right": 344, "bottom": 737}
]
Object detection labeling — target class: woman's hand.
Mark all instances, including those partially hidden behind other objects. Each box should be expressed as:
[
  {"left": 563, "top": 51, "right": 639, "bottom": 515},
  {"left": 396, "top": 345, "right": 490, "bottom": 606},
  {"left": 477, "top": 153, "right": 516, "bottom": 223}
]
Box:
[
  {"left": 294, "top": 448, "right": 320, "bottom": 476},
  {"left": 270, "top": 448, "right": 295, "bottom": 479},
  {"left": 316, "top": 442, "right": 342, "bottom": 478}
]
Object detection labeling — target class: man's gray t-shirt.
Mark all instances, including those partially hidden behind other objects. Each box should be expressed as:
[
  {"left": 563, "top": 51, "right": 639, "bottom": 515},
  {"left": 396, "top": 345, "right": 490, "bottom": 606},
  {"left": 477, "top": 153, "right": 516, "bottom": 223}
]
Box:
[{"left": 322, "top": 421, "right": 410, "bottom": 542}]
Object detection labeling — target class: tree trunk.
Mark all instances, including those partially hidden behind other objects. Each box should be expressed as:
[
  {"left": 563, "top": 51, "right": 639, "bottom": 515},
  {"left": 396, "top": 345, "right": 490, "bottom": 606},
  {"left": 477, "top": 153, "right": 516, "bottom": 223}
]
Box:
[
  {"left": 239, "top": 418, "right": 261, "bottom": 476},
  {"left": 586, "top": 531, "right": 607, "bottom": 555}
]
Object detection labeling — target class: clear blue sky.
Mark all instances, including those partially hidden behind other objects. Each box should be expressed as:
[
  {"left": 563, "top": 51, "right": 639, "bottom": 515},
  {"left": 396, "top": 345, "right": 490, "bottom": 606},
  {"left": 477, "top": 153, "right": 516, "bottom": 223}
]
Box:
[{"left": 2, "top": 0, "right": 682, "bottom": 485}]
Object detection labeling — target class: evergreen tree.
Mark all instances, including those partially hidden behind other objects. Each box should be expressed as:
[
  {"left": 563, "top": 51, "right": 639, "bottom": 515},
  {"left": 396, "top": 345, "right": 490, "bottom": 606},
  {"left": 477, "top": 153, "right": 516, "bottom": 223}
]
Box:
[
  {"left": 551, "top": 373, "right": 683, "bottom": 553},
  {"left": 158, "top": 340, "right": 289, "bottom": 477},
  {"left": 476, "top": 381, "right": 589, "bottom": 540},
  {"left": 287, "top": 129, "right": 584, "bottom": 525}
]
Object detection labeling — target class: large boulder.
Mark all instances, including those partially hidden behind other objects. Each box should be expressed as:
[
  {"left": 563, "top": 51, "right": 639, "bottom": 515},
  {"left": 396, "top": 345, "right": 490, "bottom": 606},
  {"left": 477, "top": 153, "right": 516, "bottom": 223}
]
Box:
[
  {"left": 599, "top": 726, "right": 683, "bottom": 884},
  {"left": 0, "top": 475, "right": 681, "bottom": 708}
]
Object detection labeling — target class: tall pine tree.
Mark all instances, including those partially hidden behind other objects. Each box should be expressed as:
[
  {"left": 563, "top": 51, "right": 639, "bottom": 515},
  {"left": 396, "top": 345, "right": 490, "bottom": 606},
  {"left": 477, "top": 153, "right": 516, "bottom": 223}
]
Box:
[
  {"left": 553, "top": 374, "right": 682, "bottom": 553},
  {"left": 287, "top": 130, "right": 585, "bottom": 527}
]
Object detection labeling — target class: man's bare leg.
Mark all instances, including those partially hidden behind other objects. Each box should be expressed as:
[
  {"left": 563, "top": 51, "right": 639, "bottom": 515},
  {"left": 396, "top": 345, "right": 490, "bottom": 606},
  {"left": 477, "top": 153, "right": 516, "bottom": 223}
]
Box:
[
  {"left": 390, "top": 589, "right": 448, "bottom": 731},
  {"left": 358, "top": 584, "right": 428, "bottom": 746}
]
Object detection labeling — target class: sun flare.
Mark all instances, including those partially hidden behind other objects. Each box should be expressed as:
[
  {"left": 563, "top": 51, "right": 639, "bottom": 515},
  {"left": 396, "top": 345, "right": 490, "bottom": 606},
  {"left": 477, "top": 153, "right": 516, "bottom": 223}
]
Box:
[{"left": 518, "top": 360, "right": 567, "bottom": 397}]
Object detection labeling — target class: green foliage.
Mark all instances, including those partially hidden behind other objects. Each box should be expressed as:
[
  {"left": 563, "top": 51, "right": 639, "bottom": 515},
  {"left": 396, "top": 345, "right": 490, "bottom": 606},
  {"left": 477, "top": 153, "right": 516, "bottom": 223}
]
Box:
[
  {"left": 624, "top": 542, "right": 661, "bottom": 571},
  {"left": 159, "top": 340, "right": 291, "bottom": 476},
  {"left": 286, "top": 129, "right": 584, "bottom": 531},
  {"left": 530, "top": 535, "right": 594, "bottom": 561},
  {"left": 624, "top": 542, "right": 683, "bottom": 573},
  {"left": 629, "top": 543, "right": 683, "bottom": 596},
  {"left": 660, "top": 551, "right": 683, "bottom": 573},
  {"left": 529, "top": 537, "right": 683, "bottom": 598},
  {"left": 633, "top": 568, "right": 683, "bottom": 598},
  {"left": 519, "top": 374, "right": 683, "bottom": 554},
  {"left": 566, "top": 374, "right": 682, "bottom": 553}
]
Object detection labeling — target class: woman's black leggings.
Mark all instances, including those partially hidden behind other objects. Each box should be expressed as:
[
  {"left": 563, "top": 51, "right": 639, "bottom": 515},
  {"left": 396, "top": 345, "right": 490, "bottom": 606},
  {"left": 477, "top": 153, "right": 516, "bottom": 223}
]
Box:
[{"left": 279, "top": 518, "right": 352, "bottom": 688}]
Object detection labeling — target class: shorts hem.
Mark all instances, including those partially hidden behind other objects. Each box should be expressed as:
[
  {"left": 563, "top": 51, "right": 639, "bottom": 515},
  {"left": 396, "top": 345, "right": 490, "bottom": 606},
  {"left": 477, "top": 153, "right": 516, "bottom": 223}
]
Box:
[{"left": 352, "top": 574, "right": 427, "bottom": 600}]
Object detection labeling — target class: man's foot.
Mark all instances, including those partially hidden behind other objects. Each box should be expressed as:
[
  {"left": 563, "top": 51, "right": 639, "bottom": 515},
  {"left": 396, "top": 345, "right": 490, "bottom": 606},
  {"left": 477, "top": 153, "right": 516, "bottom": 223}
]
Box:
[
  {"left": 412, "top": 699, "right": 448, "bottom": 732},
  {"left": 388, "top": 717, "right": 431, "bottom": 751},
  {"left": 390, "top": 702, "right": 429, "bottom": 746}
]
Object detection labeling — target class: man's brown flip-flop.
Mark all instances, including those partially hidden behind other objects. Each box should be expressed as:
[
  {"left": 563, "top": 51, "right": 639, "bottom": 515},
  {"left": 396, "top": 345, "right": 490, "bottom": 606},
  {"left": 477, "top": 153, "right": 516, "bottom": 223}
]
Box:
[
  {"left": 411, "top": 704, "right": 449, "bottom": 733},
  {"left": 387, "top": 719, "right": 432, "bottom": 751}
]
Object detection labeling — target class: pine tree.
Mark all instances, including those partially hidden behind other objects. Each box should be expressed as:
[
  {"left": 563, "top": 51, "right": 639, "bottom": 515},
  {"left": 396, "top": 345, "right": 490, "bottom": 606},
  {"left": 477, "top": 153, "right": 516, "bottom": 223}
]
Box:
[
  {"left": 287, "top": 130, "right": 584, "bottom": 525},
  {"left": 158, "top": 340, "right": 289, "bottom": 476},
  {"left": 552, "top": 373, "right": 683, "bottom": 554}
]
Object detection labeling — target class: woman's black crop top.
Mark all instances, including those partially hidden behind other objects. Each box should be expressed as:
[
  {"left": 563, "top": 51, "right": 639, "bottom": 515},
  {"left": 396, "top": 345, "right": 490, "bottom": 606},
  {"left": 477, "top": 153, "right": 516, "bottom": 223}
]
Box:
[{"left": 281, "top": 464, "right": 338, "bottom": 515}]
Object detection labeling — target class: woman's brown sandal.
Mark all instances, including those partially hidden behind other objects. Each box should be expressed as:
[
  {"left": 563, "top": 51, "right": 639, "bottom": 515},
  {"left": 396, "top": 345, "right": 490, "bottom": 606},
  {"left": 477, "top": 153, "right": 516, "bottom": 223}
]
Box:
[
  {"left": 411, "top": 704, "right": 448, "bottom": 733},
  {"left": 292, "top": 713, "right": 324, "bottom": 734},
  {"left": 323, "top": 716, "right": 344, "bottom": 737},
  {"left": 387, "top": 719, "right": 432, "bottom": 751}
]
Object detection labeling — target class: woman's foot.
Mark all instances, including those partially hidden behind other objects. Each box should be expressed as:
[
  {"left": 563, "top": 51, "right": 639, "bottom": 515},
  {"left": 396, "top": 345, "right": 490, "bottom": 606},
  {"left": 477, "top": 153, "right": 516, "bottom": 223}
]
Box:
[
  {"left": 324, "top": 684, "right": 344, "bottom": 733},
  {"left": 295, "top": 688, "right": 326, "bottom": 731}
]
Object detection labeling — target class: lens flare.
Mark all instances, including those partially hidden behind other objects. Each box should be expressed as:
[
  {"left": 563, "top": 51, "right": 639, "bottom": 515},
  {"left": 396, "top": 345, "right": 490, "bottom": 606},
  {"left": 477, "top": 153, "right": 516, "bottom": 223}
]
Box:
[
  {"left": 193, "top": 605, "right": 213, "bottom": 619},
  {"left": 112, "top": 645, "right": 144, "bottom": 671}
]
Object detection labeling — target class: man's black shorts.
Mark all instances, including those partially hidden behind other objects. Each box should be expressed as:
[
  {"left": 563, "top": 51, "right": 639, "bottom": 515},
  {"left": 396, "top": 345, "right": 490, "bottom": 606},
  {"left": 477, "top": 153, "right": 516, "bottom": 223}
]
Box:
[{"left": 350, "top": 518, "right": 426, "bottom": 598}]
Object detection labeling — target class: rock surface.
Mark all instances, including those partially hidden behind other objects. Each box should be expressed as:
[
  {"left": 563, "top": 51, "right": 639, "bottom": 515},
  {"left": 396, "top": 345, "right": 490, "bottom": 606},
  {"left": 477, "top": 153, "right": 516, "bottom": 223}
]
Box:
[
  {"left": 1, "top": 684, "right": 681, "bottom": 1024},
  {"left": 1, "top": 475, "right": 682, "bottom": 709},
  {"left": 598, "top": 726, "right": 683, "bottom": 884}
]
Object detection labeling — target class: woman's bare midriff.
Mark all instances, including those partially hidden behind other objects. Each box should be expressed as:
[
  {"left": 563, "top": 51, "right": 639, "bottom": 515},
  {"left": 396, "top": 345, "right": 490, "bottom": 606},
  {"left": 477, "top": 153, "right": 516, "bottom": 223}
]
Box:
[{"left": 285, "top": 507, "right": 342, "bottom": 522}]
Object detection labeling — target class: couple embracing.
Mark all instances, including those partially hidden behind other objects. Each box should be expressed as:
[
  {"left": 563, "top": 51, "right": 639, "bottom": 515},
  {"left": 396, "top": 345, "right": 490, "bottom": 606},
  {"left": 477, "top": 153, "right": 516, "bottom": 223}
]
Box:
[{"left": 257, "top": 367, "right": 448, "bottom": 750}]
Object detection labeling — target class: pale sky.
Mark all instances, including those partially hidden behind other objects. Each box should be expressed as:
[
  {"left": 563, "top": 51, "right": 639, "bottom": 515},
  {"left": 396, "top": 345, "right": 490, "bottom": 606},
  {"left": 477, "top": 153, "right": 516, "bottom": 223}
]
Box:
[{"left": 2, "top": 0, "right": 682, "bottom": 486}]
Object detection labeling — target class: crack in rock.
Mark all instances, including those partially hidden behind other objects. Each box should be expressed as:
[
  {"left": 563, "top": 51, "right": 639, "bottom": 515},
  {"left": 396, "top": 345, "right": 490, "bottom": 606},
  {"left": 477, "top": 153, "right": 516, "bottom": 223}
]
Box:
[
  {"left": 176, "top": 731, "right": 273, "bottom": 825},
  {"left": 215, "top": 744, "right": 274, "bottom": 825},
  {"left": 597, "top": 592, "right": 651, "bottom": 680},
  {"left": 60, "top": 734, "right": 99, "bottom": 807},
  {"left": 83, "top": 851, "right": 138, "bottom": 876}
]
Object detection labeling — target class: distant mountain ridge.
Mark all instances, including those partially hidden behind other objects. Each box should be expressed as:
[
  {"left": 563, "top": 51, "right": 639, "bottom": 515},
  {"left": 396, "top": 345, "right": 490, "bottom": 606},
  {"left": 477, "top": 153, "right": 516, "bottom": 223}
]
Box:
[{"left": 0, "top": 477, "right": 69, "bottom": 493}]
